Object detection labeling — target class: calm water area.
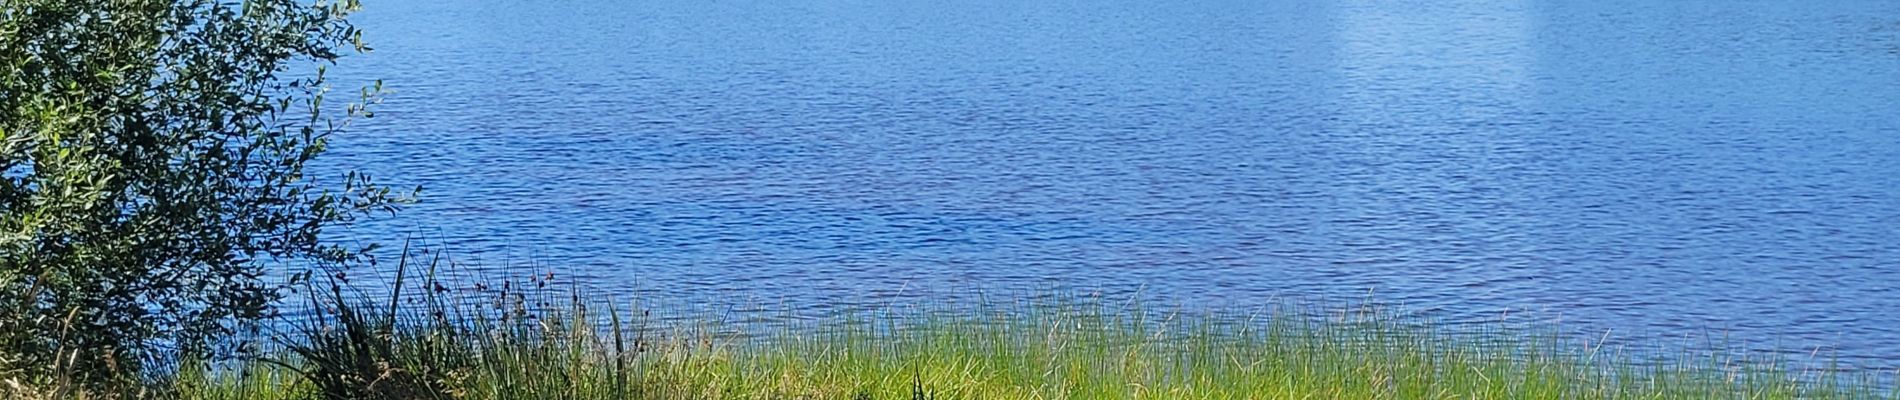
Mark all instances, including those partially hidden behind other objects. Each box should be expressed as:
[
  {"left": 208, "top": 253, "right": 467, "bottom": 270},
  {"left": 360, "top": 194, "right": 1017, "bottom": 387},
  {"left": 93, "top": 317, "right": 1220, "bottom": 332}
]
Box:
[{"left": 325, "top": 0, "right": 1900, "bottom": 368}]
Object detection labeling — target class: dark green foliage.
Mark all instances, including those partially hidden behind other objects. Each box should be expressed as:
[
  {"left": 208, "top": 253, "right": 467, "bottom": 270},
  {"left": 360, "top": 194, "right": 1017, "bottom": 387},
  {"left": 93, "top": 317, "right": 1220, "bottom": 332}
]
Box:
[
  {"left": 274, "top": 249, "right": 456, "bottom": 400},
  {"left": 278, "top": 282, "right": 451, "bottom": 400},
  {"left": 0, "top": 0, "right": 408, "bottom": 386}
]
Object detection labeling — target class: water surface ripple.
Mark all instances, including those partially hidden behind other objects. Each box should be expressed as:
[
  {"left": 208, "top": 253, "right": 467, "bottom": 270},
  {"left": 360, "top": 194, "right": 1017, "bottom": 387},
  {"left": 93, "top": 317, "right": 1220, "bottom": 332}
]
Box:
[{"left": 328, "top": 0, "right": 1900, "bottom": 367}]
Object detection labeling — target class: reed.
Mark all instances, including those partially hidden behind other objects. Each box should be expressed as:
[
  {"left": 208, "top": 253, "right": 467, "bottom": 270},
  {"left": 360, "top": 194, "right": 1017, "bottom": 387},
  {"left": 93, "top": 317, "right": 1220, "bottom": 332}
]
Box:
[{"left": 19, "top": 250, "right": 1900, "bottom": 399}]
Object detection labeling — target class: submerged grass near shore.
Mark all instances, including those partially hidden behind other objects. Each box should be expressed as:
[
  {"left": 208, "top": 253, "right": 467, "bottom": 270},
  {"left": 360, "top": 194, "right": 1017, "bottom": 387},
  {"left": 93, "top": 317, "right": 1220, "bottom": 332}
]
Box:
[{"left": 13, "top": 252, "right": 1898, "bottom": 399}]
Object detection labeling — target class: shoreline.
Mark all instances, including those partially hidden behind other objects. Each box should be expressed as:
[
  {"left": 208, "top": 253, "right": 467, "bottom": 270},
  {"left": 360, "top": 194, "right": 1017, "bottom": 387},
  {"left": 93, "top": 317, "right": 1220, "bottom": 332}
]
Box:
[{"left": 14, "top": 262, "right": 1896, "bottom": 400}]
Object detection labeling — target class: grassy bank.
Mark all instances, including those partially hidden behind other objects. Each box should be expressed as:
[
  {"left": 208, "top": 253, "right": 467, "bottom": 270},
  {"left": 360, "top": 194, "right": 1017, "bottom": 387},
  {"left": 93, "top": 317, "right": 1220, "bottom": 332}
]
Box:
[{"left": 9, "top": 259, "right": 1896, "bottom": 399}]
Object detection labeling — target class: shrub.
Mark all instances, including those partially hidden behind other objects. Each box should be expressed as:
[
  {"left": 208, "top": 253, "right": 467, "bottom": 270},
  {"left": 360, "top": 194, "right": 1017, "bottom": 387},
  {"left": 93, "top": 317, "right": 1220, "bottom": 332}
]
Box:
[{"left": 0, "top": 0, "right": 408, "bottom": 388}]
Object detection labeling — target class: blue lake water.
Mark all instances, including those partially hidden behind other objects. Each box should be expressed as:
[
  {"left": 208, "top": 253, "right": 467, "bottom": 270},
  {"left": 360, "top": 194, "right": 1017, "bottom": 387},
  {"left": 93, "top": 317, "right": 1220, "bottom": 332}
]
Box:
[{"left": 328, "top": 0, "right": 1900, "bottom": 367}]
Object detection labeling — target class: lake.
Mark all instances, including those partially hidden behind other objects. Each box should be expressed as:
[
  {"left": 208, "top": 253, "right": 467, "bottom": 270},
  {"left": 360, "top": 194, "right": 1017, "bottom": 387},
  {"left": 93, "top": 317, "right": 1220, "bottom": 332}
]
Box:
[{"left": 326, "top": 0, "right": 1900, "bottom": 368}]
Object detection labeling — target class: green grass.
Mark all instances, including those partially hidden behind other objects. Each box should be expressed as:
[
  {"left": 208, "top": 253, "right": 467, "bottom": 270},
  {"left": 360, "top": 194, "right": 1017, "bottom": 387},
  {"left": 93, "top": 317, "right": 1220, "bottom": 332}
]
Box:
[{"left": 12, "top": 253, "right": 1898, "bottom": 399}]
